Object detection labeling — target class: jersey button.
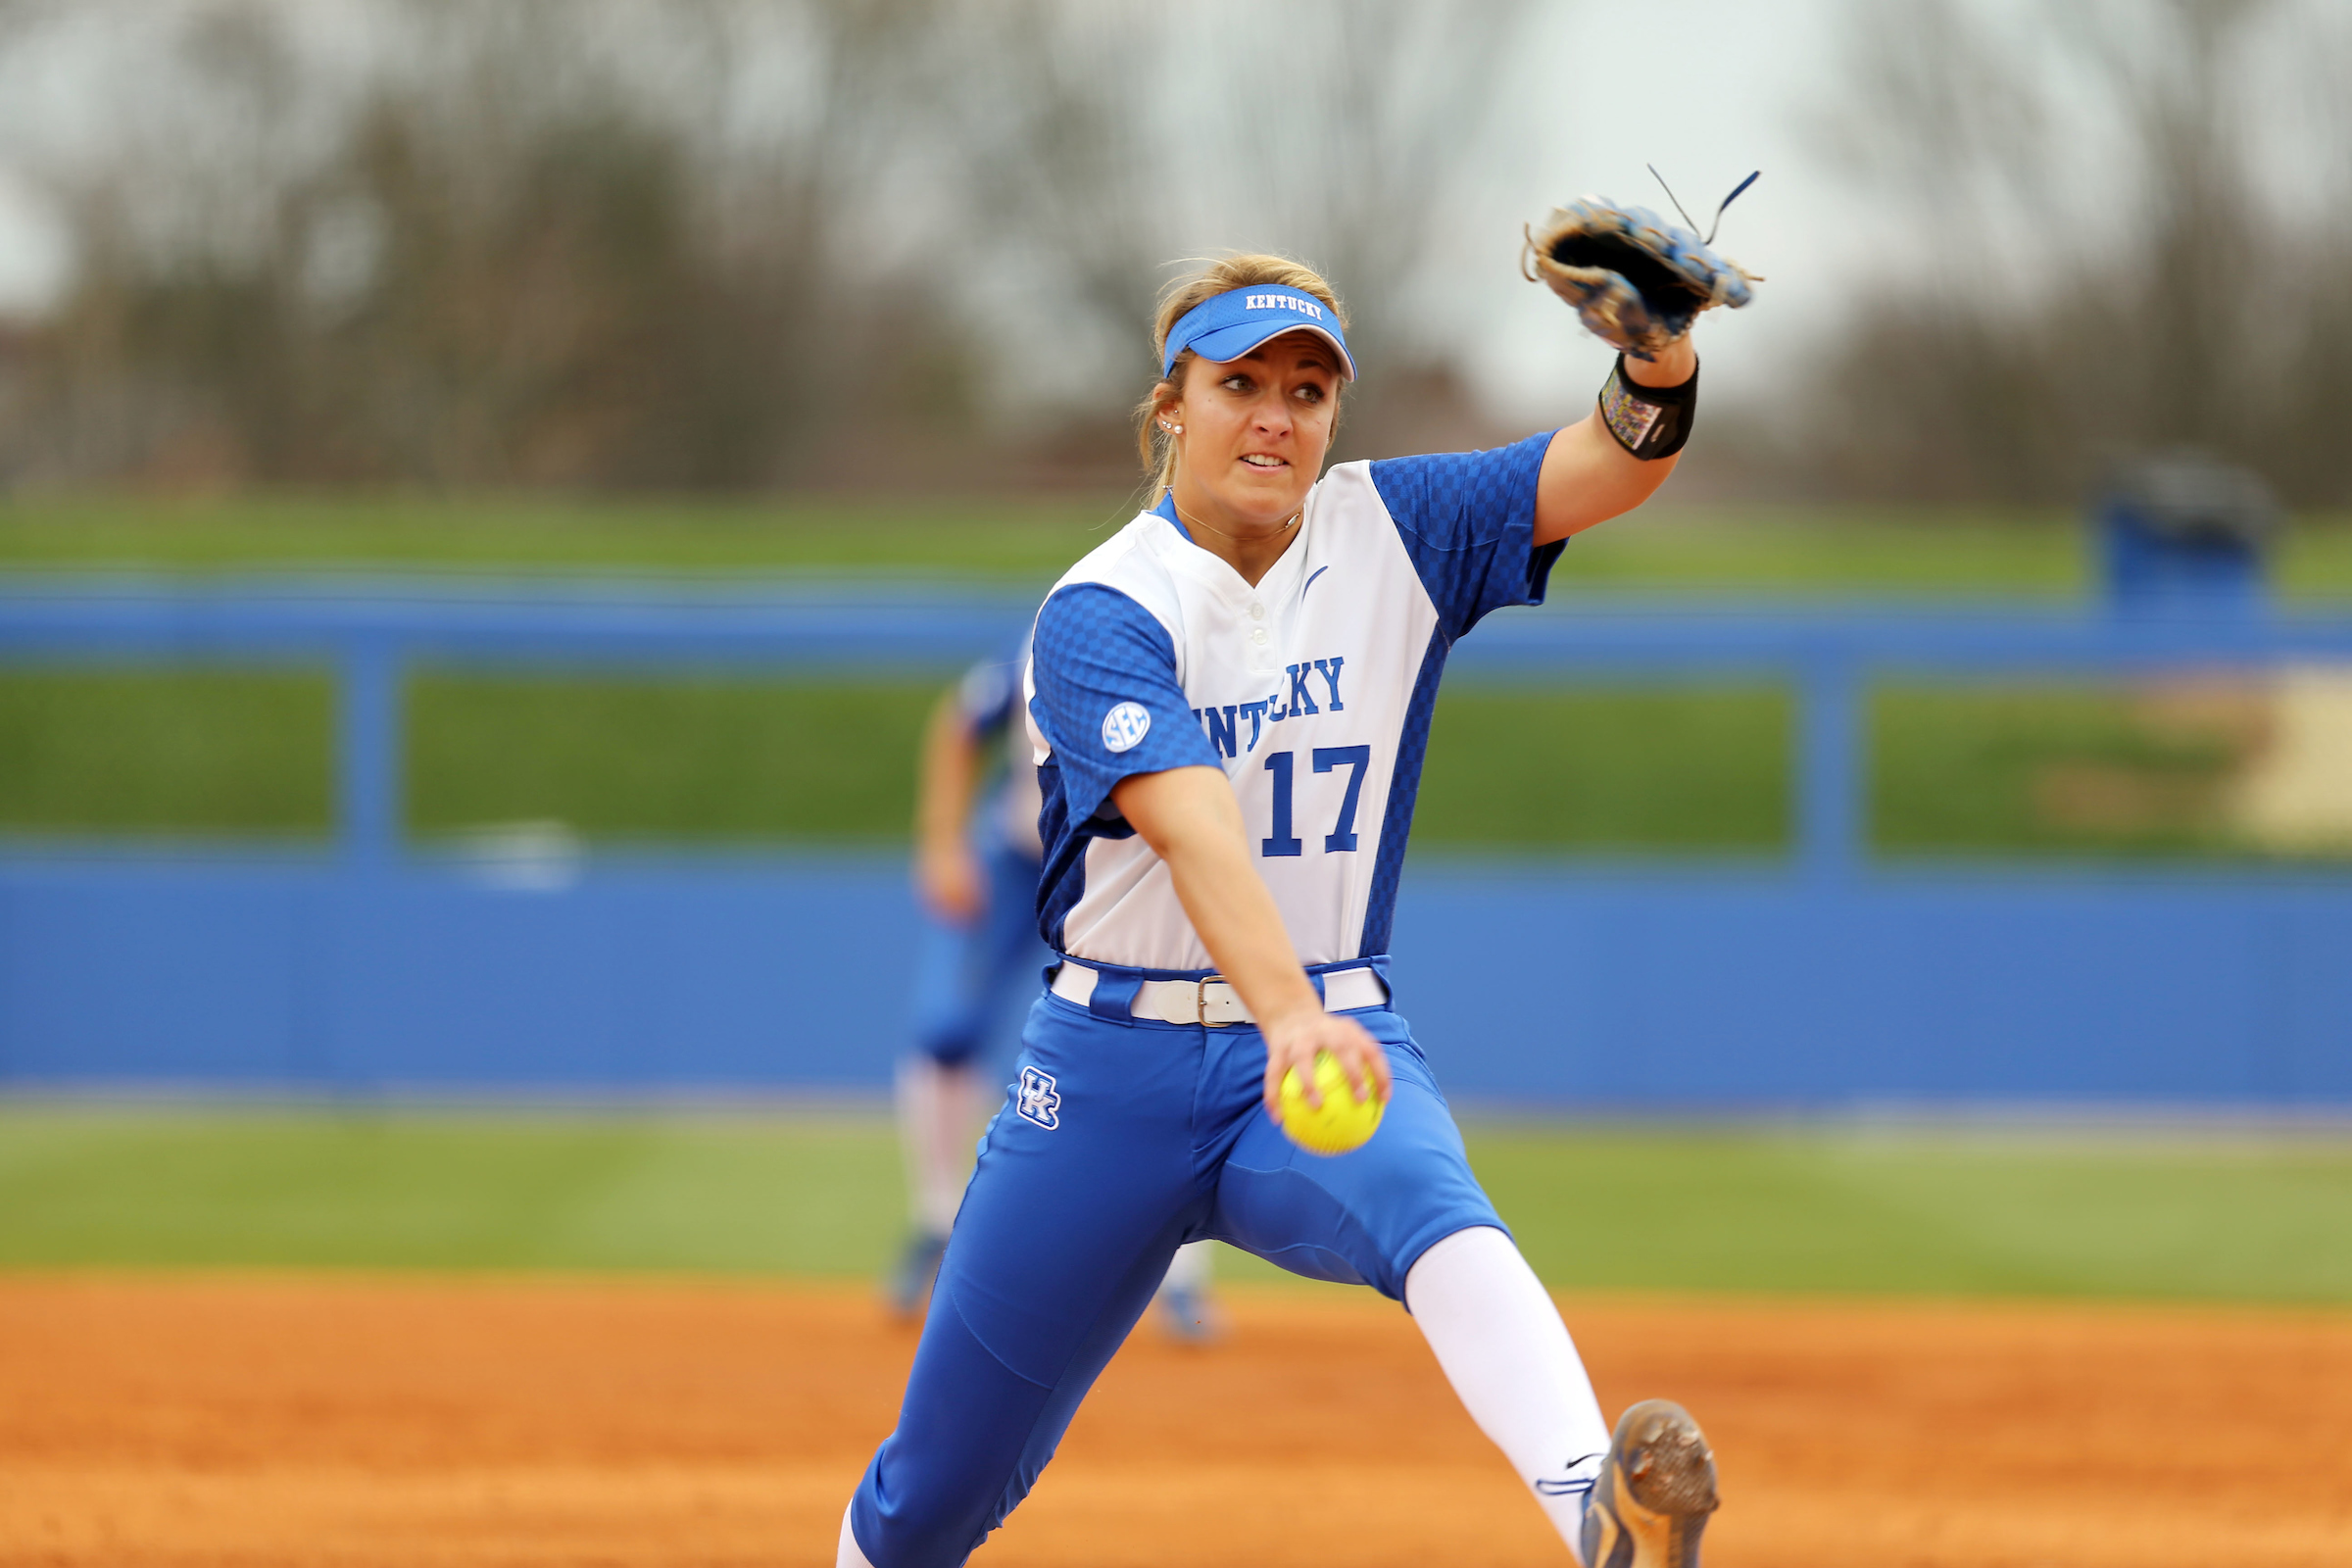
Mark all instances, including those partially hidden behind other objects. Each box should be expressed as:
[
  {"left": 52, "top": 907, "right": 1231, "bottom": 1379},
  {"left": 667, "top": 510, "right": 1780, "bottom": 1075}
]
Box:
[
  {"left": 1249, "top": 627, "right": 1269, "bottom": 646},
  {"left": 1250, "top": 602, "right": 1266, "bottom": 620}
]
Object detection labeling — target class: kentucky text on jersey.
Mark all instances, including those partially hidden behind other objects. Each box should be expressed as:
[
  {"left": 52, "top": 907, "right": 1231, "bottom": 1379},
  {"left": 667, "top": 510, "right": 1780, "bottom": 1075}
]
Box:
[
  {"left": 1245, "top": 292, "right": 1325, "bottom": 318},
  {"left": 1191, "top": 657, "right": 1346, "bottom": 757},
  {"left": 1021, "top": 433, "right": 1564, "bottom": 975}
]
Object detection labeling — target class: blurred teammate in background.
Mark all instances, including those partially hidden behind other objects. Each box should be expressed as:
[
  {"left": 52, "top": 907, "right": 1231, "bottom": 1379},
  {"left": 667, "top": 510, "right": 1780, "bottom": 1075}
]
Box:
[{"left": 889, "top": 642, "right": 1217, "bottom": 1339}]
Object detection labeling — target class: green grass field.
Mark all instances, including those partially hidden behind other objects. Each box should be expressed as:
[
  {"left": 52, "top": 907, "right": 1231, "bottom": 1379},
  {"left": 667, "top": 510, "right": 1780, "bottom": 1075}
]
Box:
[
  {"left": 3, "top": 508, "right": 2342, "bottom": 1309},
  {"left": 2, "top": 492, "right": 2336, "bottom": 858},
  {"left": 4, "top": 1104, "right": 2348, "bottom": 1303},
  {"left": 0, "top": 494, "right": 1129, "bottom": 579},
  {"left": 4, "top": 493, "right": 2351, "bottom": 596},
  {"left": 0, "top": 494, "right": 2331, "bottom": 858}
]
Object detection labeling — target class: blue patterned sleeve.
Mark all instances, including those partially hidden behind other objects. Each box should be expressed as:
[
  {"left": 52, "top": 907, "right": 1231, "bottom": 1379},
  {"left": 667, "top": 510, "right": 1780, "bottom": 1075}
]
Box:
[
  {"left": 1368, "top": 430, "right": 1566, "bottom": 640},
  {"left": 1029, "top": 584, "right": 1223, "bottom": 826}
]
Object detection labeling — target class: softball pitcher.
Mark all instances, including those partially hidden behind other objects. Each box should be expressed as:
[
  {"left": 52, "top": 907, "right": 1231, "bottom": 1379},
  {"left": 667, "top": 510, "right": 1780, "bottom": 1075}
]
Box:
[{"left": 841, "top": 195, "right": 1753, "bottom": 1568}]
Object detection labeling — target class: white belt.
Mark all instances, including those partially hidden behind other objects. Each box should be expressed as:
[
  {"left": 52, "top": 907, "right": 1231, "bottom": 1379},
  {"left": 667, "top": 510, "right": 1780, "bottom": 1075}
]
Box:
[{"left": 1050, "top": 959, "right": 1387, "bottom": 1027}]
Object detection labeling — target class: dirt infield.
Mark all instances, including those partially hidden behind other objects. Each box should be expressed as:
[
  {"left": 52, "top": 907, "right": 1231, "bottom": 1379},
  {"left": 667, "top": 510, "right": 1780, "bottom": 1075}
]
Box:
[{"left": 3, "top": 1277, "right": 2349, "bottom": 1567}]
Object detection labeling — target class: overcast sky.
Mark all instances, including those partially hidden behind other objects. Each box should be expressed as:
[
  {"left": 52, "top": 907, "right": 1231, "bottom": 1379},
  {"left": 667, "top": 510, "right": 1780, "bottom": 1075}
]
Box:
[
  {"left": 1473, "top": 0, "right": 1848, "bottom": 414},
  {"left": 0, "top": 0, "right": 1857, "bottom": 416}
]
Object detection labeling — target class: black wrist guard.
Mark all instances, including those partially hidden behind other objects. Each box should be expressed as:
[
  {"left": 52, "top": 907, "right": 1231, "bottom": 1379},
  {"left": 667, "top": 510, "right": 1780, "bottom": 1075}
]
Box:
[{"left": 1597, "top": 353, "right": 1697, "bottom": 460}]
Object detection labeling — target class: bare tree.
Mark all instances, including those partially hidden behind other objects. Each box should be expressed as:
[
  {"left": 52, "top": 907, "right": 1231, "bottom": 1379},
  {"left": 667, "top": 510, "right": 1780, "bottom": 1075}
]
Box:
[
  {"left": 1785, "top": 0, "right": 2352, "bottom": 504},
  {"left": 0, "top": 0, "right": 1545, "bottom": 491},
  {"left": 934, "top": 0, "right": 1538, "bottom": 460},
  {"left": 0, "top": 0, "right": 969, "bottom": 489}
]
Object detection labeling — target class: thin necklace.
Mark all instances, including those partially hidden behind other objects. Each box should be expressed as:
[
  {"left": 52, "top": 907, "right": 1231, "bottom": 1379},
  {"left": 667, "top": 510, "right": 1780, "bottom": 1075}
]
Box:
[{"left": 1172, "top": 499, "right": 1302, "bottom": 543}]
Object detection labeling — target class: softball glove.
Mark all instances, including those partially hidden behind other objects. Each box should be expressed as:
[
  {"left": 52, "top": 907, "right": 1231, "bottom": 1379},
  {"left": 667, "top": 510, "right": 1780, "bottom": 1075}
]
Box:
[{"left": 1524, "top": 198, "right": 1756, "bottom": 360}]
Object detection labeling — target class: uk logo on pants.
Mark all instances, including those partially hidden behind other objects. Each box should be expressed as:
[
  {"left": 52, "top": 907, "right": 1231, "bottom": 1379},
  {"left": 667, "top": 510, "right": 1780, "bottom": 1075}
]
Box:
[{"left": 1015, "top": 1066, "right": 1061, "bottom": 1130}]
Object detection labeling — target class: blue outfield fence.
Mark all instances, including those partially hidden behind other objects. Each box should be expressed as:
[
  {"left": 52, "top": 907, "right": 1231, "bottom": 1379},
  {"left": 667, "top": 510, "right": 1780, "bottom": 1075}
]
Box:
[{"left": 2, "top": 575, "right": 2349, "bottom": 1105}]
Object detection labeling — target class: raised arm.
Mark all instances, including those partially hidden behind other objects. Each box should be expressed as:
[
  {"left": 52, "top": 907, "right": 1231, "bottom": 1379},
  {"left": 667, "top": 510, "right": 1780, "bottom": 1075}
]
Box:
[
  {"left": 1523, "top": 183, "right": 1757, "bottom": 544},
  {"left": 1531, "top": 337, "right": 1695, "bottom": 545},
  {"left": 1110, "top": 765, "right": 1391, "bottom": 1115}
]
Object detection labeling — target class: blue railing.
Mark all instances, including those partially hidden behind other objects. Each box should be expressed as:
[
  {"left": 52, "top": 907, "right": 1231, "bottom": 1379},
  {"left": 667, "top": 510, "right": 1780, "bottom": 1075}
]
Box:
[
  {"left": 6, "top": 576, "right": 2351, "bottom": 873},
  {"left": 1451, "top": 597, "right": 2352, "bottom": 877},
  {"left": 3, "top": 575, "right": 2349, "bottom": 1103},
  {"left": 0, "top": 578, "right": 1042, "bottom": 866}
]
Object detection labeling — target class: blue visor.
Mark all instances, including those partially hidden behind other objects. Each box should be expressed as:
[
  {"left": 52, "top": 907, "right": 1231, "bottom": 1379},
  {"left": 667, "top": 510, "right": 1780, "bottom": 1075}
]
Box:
[{"left": 1161, "top": 285, "right": 1356, "bottom": 380}]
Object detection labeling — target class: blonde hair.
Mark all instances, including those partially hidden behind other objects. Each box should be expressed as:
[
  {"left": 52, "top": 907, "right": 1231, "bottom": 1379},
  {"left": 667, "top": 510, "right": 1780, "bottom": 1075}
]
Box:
[{"left": 1134, "top": 254, "right": 1348, "bottom": 505}]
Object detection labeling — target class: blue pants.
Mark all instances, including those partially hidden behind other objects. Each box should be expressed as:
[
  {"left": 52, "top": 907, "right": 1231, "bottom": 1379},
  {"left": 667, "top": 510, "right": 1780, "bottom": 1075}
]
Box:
[
  {"left": 908, "top": 838, "right": 1048, "bottom": 1067},
  {"left": 849, "top": 981, "right": 1506, "bottom": 1567}
]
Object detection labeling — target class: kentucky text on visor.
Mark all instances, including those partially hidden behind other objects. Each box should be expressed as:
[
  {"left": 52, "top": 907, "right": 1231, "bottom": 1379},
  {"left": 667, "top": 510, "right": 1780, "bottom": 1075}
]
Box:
[{"left": 1161, "top": 285, "right": 1358, "bottom": 381}]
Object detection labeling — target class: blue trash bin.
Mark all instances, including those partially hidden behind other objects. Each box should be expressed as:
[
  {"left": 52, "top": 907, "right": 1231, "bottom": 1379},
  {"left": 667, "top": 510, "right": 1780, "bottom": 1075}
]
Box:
[{"left": 2097, "top": 451, "right": 2279, "bottom": 616}]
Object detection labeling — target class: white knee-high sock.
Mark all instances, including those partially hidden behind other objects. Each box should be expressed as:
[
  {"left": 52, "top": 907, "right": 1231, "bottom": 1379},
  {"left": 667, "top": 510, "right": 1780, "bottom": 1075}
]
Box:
[
  {"left": 1405, "top": 1226, "right": 1610, "bottom": 1561},
  {"left": 895, "top": 1056, "right": 979, "bottom": 1237},
  {"left": 1159, "top": 1238, "right": 1215, "bottom": 1294},
  {"left": 837, "top": 1502, "right": 877, "bottom": 1568}
]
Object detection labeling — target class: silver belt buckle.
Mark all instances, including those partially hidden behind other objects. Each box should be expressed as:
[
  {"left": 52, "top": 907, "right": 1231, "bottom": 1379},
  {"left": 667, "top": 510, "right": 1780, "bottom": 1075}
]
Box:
[{"left": 1195, "top": 976, "right": 1250, "bottom": 1027}]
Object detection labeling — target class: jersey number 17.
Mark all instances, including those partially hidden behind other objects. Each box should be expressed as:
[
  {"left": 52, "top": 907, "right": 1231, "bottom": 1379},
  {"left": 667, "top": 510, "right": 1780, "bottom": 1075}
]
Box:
[{"left": 1260, "top": 746, "right": 1370, "bottom": 858}]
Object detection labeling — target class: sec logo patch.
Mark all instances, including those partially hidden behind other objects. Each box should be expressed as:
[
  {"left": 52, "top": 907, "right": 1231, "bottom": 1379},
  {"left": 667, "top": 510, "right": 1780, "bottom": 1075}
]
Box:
[{"left": 1101, "top": 701, "right": 1152, "bottom": 754}]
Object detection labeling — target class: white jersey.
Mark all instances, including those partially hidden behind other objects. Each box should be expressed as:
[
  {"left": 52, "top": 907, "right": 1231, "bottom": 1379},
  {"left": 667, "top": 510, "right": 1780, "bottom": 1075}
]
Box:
[{"left": 1022, "top": 433, "right": 1562, "bottom": 976}]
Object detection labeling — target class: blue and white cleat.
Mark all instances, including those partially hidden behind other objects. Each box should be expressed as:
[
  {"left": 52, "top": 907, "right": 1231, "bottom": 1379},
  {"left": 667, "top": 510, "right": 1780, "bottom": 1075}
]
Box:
[
  {"left": 1580, "top": 1399, "right": 1719, "bottom": 1568},
  {"left": 885, "top": 1230, "right": 948, "bottom": 1320},
  {"left": 1155, "top": 1284, "right": 1221, "bottom": 1345}
]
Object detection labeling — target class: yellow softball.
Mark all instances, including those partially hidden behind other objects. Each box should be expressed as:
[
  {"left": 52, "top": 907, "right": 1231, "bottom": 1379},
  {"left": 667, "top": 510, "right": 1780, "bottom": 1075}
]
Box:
[{"left": 1276, "top": 1051, "right": 1387, "bottom": 1155}]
